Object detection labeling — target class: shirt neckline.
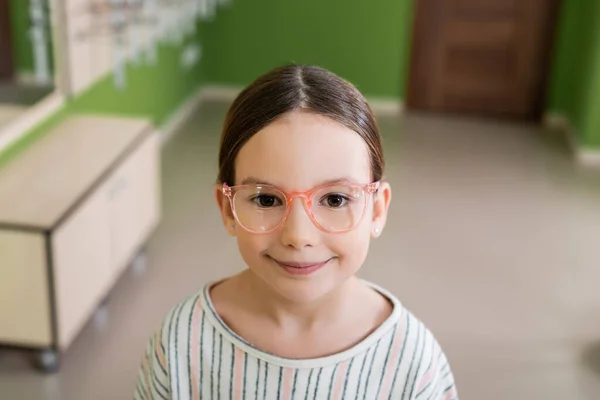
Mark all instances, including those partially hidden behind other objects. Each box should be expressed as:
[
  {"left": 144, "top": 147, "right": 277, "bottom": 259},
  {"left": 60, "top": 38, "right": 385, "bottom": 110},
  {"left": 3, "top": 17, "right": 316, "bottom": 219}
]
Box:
[{"left": 200, "top": 279, "right": 404, "bottom": 368}]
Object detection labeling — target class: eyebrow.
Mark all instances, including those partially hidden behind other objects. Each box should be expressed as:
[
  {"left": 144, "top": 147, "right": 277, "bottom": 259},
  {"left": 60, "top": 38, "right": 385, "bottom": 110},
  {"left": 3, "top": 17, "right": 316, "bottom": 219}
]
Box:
[{"left": 239, "top": 176, "right": 358, "bottom": 187}]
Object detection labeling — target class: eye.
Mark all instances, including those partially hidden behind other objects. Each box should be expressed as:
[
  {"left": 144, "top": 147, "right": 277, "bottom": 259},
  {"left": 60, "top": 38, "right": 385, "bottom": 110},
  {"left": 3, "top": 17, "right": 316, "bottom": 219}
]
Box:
[
  {"left": 321, "top": 193, "right": 350, "bottom": 208},
  {"left": 252, "top": 194, "right": 282, "bottom": 208}
]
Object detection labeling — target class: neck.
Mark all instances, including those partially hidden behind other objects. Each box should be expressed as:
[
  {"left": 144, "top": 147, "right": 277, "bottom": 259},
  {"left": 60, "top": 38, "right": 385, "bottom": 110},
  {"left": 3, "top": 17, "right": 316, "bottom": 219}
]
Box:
[{"left": 239, "top": 270, "right": 362, "bottom": 332}]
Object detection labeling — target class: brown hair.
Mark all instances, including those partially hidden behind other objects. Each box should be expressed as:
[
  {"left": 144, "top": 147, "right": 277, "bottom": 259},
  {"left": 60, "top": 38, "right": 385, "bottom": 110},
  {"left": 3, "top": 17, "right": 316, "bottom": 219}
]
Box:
[{"left": 217, "top": 64, "right": 385, "bottom": 185}]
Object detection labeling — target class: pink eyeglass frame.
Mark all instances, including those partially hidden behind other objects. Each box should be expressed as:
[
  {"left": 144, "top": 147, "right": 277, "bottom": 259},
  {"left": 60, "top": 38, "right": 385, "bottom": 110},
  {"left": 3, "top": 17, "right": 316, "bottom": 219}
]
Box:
[{"left": 222, "top": 181, "right": 381, "bottom": 234}]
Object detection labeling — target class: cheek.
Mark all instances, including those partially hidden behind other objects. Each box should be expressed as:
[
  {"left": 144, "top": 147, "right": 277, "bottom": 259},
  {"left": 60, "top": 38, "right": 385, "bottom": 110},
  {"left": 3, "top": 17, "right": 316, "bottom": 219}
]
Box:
[
  {"left": 327, "top": 224, "right": 371, "bottom": 266},
  {"left": 235, "top": 232, "right": 271, "bottom": 264}
]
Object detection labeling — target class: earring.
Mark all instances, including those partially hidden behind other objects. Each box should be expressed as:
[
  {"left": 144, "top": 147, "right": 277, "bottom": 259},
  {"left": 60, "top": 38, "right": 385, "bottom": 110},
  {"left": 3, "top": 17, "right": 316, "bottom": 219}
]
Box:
[
  {"left": 229, "top": 225, "right": 235, "bottom": 231},
  {"left": 373, "top": 228, "right": 380, "bottom": 236}
]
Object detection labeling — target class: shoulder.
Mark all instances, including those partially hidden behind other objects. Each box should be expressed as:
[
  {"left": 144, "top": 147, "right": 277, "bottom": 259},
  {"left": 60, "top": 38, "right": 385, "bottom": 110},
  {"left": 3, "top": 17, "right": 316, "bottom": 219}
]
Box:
[
  {"left": 393, "top": 309, "right": 458, "bottom": 400},
  {"left": 370, "top": 279, "right": 458, "bottom": 400},
  {"left": 134, "top": 291, "right": 207, "bottom": 399},
  {"left": 157, "top": 290, "right": 206, "bottom": 349},
  {"left": 369, "top": 282, "right": 443, "bottom": 359},
  {"left": 395, "top": 309, "right": 440, "bottom": 355}
]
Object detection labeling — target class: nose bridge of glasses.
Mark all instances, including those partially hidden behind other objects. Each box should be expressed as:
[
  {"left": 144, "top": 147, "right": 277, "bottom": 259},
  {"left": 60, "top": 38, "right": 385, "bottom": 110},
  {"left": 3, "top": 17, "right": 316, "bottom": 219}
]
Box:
[
  {"left": 280, "top": 194, "right": 317, "bottom": 232},
  {"left": 284, "top": 190, "right": 311, "bottom": 205},
  {"left": 286, "top": 193, "right": 312, "bottom": 213}
]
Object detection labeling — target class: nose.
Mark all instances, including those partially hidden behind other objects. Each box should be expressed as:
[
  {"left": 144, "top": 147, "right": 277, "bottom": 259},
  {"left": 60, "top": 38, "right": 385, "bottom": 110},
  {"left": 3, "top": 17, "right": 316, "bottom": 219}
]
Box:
[{"left": 280, "top": 197, "right": 320, "bottom": 249}]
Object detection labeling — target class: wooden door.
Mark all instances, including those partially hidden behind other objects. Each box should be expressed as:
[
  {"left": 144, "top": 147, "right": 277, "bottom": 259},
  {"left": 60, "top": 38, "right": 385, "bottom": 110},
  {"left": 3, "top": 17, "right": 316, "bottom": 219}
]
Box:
[
  {"left": 0, "top": 0, "right": 14, "bottom": 78},
  {"left": 407, "top": 0, "right": 560, "bottom": 119}
]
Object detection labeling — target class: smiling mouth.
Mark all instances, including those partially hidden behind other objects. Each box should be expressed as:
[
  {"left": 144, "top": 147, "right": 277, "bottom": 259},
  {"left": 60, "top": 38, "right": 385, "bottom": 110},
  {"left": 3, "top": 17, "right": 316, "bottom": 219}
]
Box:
[{"left": 268, "top": 256, "right": 333, "bottom": 275}]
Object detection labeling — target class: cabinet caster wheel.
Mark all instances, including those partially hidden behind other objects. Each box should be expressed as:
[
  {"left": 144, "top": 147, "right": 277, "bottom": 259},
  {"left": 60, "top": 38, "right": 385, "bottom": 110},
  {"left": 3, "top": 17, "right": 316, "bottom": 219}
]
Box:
[{"left": 33, "top": 349, "right": 59, "bottom": 373}]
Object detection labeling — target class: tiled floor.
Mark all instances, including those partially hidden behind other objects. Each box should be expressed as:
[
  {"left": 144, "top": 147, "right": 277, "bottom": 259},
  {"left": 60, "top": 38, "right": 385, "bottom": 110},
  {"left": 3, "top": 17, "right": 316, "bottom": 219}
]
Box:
[{"left": 1, "top": 101, "right": 600, "bottom": 399}]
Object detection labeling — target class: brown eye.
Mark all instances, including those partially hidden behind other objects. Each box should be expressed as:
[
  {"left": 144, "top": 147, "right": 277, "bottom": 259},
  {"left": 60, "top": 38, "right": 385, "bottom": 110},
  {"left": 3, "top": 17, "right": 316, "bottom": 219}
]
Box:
[
  {"left": 322, "top": 194, "right": 349, "bottom": 208},
  {"left": 253, "top": 194, "right": 281, "bottom": 208}
]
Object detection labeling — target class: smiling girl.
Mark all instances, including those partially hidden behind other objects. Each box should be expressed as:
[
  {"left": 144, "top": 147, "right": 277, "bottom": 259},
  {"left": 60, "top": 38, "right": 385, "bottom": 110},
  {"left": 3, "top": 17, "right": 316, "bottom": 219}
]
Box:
[{"left": 135, "top": 65, "right": 458, "bottom": 400}]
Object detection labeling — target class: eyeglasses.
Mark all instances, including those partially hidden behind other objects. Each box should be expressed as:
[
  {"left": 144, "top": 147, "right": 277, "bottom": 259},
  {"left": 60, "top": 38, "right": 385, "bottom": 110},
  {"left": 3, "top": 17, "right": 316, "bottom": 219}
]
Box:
[{"left": 222, "top": 181, "right": 380, "bottom": 234}]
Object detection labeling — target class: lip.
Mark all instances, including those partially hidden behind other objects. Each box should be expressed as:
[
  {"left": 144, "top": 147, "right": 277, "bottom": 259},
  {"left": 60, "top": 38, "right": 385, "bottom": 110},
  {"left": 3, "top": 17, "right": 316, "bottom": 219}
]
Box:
[{"left": 269, "top": 257, "right": 332, "bottom": 276}]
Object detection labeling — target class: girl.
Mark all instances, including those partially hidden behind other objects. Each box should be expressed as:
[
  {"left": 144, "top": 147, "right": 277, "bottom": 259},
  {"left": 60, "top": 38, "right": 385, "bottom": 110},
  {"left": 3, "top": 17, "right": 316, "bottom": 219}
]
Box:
[{"left": 135, "top": 65, "right": 458, "bottom": 400}]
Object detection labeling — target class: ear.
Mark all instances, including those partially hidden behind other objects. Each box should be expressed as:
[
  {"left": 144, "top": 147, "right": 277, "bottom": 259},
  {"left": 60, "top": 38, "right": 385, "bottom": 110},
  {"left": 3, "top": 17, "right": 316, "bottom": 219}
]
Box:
[
  {"left": 371, "top": 182, "right": 391, "bottom": 238},
  {"left": 215, "top": 184, "right": 237, "bottom": 236}
]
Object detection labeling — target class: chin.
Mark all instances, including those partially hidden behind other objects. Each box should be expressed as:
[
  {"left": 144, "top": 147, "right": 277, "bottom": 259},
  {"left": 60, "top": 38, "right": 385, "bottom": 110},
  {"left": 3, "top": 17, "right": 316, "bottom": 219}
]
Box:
[
  {"left": 258, "top": 264, "right": 351, "bottom": 304},
  {"left": 269, "top": 279, "right": 338, "bottom": 304}
]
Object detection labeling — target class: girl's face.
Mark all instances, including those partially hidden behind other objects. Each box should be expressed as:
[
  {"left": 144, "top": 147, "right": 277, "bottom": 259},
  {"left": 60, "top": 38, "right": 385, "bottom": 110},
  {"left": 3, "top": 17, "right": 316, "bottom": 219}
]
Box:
[{"left": 216, "top": 110, "right": 391, "bottom": 303}]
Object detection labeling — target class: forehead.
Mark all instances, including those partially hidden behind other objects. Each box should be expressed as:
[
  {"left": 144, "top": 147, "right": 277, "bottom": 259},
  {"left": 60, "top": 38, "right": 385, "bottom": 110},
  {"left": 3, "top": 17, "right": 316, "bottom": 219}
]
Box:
[{"left": 235, "top": 111, "right": 371, "bottom": 189}]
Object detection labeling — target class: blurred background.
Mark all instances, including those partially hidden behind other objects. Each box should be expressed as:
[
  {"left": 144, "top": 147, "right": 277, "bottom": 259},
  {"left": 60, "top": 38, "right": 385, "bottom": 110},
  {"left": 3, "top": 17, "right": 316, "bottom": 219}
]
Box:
[
  {"left": 1, "top": 0, "right": 600, "bottom": 399},
  {"left": 0, "top": 0, "right": 53, "bottom": 130}
]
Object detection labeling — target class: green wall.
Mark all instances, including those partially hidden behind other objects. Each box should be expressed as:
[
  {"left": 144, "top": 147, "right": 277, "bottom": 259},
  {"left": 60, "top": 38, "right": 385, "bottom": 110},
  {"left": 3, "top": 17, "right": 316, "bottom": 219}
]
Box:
[
  {"left": 547, "top": 0, "right": 600, "bottom": 148},
  {"left": 202, "top": 0, "right": 415, "bottom": 99},
  {"left": 584, "top": 44, "right": 600, "bottom": 148},
  {"left": 8, "top": 0, "right": 35, "bottom": 74},
  {"left": 8, "top": 0, "right": 55, "bottom": 77},
  {"left": 70, "top": 40, "right": 205, "bottom": 127}
]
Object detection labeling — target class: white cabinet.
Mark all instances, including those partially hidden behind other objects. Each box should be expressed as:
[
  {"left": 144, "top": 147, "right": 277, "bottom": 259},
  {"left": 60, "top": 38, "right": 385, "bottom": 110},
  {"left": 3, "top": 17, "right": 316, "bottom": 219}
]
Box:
[
  {"left": 107, "top": 133, "right": 160, "bottom": 279},
  {"left": 0, "top": 115, "right": 161, "bottom": 371},
  {"left": 52, "top": 184, "right": 112, "bottom": 349},
  {"left": 0, "top": 231, "right": 51, "bottom": 346}
]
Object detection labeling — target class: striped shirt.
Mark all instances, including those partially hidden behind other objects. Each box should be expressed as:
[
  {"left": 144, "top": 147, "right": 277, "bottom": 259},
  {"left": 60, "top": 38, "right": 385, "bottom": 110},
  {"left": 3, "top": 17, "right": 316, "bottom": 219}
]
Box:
[{"left": 134, "top": 282, "right": 458, "bottom": 400}]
